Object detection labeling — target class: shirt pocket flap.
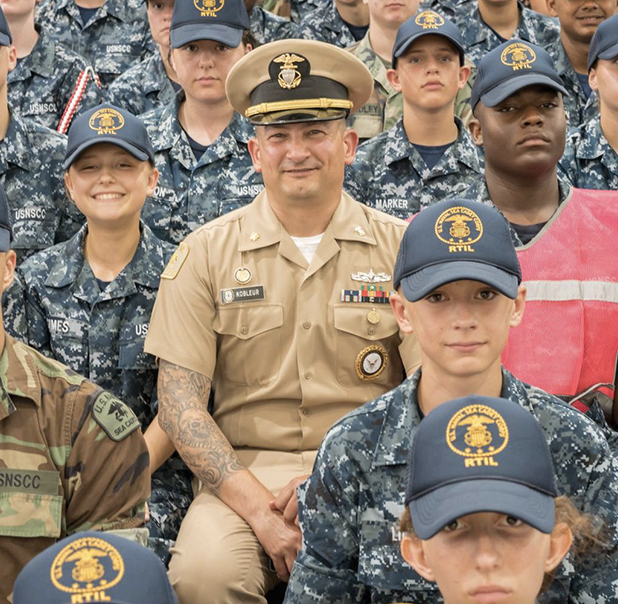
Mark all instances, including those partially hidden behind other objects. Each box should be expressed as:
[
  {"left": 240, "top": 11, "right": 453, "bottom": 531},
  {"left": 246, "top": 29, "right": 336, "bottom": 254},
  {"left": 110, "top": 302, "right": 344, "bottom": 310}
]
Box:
[
  {"left": 0, "top": 490, "right": 62, "bottom": 538},
  {"left": 334, "top": 305, "right": 399, "bottom": 340},
  {"left": 214, "top": 304, "right": 284, "bottom": 340}
]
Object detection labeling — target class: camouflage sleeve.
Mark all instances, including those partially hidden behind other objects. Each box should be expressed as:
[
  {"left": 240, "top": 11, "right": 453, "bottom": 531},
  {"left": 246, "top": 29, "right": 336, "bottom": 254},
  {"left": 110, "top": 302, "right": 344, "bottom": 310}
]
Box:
[
  {"left": 20, "top": 275, "right": 54, "bottom": 357},
  {"left": 2, "top": 273, "right": 27, "bottom": 341},
  {"left": 343, "top": 161, "right": 371, "bottom": 207},
  {"left": 557, "top": 135, "right": 579, "bottom": 187},
  {"left": 64, "top": 381, "right": 150, "bottom": 536},
  {"left": 284, "top": 439, "right": 367, "bottom": 604}
]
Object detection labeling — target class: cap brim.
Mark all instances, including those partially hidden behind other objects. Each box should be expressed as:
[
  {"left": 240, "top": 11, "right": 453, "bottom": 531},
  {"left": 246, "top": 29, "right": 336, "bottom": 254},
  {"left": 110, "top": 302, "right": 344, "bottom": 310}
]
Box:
[
  {"left": 409, "top": 479, "right": 556, "bottom": 539},
  {"left": 0, "top": 33, "right": 11, "bottom": 47},
  {"left": 481, "top": 74, "right": 568, "bottom": 107},
  {"left": 400, "top": 260, "right": 519, "bottom": 302},
  {"left": 394, "top": 32, "right": 465, "bottom": 64},
  {"left": 0, "top": 226, "right": 11, "bottom": 252},
  {"left": 63, "top": 138, "right": 150, "bottom": 170},
  {"left": 170, "top": 22, "right": 242, "bottom": 49},
  {"left": 597, "top": 41, "right": 618, "bottom": 62}
]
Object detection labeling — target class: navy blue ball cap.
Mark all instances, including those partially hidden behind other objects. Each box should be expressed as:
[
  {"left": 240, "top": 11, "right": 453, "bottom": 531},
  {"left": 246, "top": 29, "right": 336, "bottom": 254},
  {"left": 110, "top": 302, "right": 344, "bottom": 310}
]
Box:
[
  {"left": 0, "top": 182, "right": 12, "bottom": 252},
  {"left": 471, "top": 40, "right": 567, "bottom": 109},
  {"left": 64, "top": 103, "right": 155, "bottom": 170},
  {"left": 392, "top": 10, "right": 464, "bottom": 66},
  {"left": 588, "top": 13, "right": 618, "bottom": 70},
  {"left": 0, "top": 4, "right": 11, "bottom": 47},
  {"left": 405, "top": 396, "right": 558, "bottom": 540},
  {"left": 170, "top": 0, "right": 249, "bottom": 49},
  {"left": 13, "top": 531, "right": 179, "bottom": 604},
  {"left": 393, "top": 199, "right": 522, "bottom": 302}
]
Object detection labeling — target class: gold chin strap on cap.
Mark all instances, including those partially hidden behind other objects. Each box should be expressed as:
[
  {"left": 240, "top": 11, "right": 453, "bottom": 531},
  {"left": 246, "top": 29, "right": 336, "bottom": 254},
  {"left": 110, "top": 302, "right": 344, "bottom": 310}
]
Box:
[{"left": 245, "top": 97, "right": 354, "bottom": 119}]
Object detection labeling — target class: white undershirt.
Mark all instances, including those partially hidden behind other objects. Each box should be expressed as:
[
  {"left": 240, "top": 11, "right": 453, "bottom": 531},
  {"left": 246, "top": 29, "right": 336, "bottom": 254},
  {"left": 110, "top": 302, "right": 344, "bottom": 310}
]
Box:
[{"left": 290, "top": 233, "right": 324, "bottom": 264}]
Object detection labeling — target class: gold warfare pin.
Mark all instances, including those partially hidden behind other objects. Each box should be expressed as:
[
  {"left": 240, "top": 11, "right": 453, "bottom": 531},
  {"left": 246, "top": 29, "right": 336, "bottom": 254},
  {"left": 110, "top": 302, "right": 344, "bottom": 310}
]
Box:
[
  {"left": 89, "top": 108, "right": 124, "bottom": 136},
  {"left": 501, "top": 42, "right": 536, "bottom": 71},
  {"left": 434, "top": 206, "right": 483, "bottom": 253}
]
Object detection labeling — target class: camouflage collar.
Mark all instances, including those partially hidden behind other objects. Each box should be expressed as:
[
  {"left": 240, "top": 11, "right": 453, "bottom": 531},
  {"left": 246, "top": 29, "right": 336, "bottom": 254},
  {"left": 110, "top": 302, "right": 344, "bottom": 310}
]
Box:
[
  {"left": 0, "top": 335, "right": 42, "bottom": 411},
  {"left": 0, "top": 114, "right": 37, "bottom": 173},
  {"left": 45, "top": 222, "right": 166, "bottom": 292},
  {"left": 314, "top": 2, "right": 348, "bottom": 34},
  {"left": 384, "top": 117, "right": 481, "bottom": 173},
  {"left": 238, "top": 189, "right": 377, "bottom": 252},
  {"left": 467, "top": 2, "right": 525, "bottom": 45},
  {"left": 142, "top": 52, "right": 169, "bottom": 96},
  {"left": 353, "top": 32, "right": 394, "bottom": 92},
  {"left": 547, "top": 39, "right": 580, "bottom": 83},
  {"left": 55, "top": 0, "right": 130, "bottom": 22},
  {"left": 8, "top": 27, "right": 54, "bottom": 80},
  {"left": 576, "top": 116, "right": 613, "bottom": 160}
]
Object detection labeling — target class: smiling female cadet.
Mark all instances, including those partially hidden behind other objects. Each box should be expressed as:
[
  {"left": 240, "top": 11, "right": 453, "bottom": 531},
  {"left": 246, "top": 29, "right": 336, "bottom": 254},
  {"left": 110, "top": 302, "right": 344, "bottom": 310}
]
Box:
[
  {"left": 139, "top": 0, "right": 264, "bottom": 245},
  {"left": 14, "top": 103, "right": 192, "bottom": 566}
]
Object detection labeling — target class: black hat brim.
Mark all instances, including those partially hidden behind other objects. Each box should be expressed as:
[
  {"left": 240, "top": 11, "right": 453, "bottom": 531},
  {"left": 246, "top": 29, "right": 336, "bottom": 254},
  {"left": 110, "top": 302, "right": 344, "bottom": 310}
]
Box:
[
  {"left": 170, "top": 22, "right": 242, "bottom": 49},
  {"left": 64, "top": 138, "right": 150, "bottom": 170},
  {"left": 480, "top": 74, "right": 568, "bottom": 108}
]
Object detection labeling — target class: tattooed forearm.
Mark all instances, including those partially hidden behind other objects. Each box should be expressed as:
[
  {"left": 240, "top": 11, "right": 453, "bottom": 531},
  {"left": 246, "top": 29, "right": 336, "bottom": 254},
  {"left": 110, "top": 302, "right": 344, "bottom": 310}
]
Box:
[{"left": 158, "top": 360, "right": 244, "bottom": 494}]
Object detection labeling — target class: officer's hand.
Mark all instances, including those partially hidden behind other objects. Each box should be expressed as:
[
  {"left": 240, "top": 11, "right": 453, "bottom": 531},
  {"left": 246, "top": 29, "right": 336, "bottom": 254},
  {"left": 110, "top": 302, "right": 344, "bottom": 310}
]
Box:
[
  {"left": 269, "top": 474, "right": 310, "bottom": 526},
  {"left": 252, "top": 508, "right": 302, "bottom": 580}
]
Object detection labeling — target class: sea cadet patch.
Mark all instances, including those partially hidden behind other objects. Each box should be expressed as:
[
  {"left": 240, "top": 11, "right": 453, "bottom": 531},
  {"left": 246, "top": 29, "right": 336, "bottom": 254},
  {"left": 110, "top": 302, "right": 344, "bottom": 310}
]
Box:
[
  {"left": 415, "top": 10, "right": 445, "bottom": 29},
  {"left": 50, "top": 535, "right": 125, "bottom": 599},
  {"left": 355, "top": 345, "right": 388, "bottom": 380},
  {"left": 220, "top": 285, "right": 265, "bottom": 304},
  {"left": 92, "top": 392, "right": 140, "bottom": 442},
  {"left": 272, "top": 53, "right": 308, "bottom": 90},
  {"left": 193, "top": 0, "right": 225, "bottom": 17},
  {"left": 446, "top": 404, "right": 509, "bottom": 468},
  {"left": 162, "top": 241, "right": 189, "bottom": 279},
  {"left": 501, "top": 42, "right": 536, "bottom": 71},
  {"left": 435, "top": 205, "right": 483, "bottom": 253},
  {"left": 89, "top": 107, "right": 124, "bottom": 136}
]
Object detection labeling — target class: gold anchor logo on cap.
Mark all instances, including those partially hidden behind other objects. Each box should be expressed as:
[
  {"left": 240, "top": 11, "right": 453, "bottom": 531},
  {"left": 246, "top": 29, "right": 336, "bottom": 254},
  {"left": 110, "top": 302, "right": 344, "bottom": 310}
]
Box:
[
  {"left": 501, "top": 42, "right": 536, "bottom": 71},
  {"left": 415, "top": 10, "right": 444, "bottom": 29},
  {"left": 89, "top": 108, "right": 124, "bottom": 136},
  {"left": 234, "top": 267, "right": 252, "bottom": 284},
  {"left": 250, "top": 232, "right": 260, "bottom": 242},
  {"left": 435, "top": 206, "right": 483, "bottom": 253},
  {"left": 367, "top": 308, "right": 380, "bottom": 325},
  {"left": 193, "top": 0, "right": 225, "bottom": 17},
  {"left": 273, "top": 53, "right": 305, "bottom": 90}
]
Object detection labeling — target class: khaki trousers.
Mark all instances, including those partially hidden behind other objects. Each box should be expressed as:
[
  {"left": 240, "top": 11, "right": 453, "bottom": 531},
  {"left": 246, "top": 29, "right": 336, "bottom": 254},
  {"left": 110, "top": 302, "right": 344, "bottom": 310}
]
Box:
[{"left": 168, "top": 449, "right": 317, "bottom": 604}]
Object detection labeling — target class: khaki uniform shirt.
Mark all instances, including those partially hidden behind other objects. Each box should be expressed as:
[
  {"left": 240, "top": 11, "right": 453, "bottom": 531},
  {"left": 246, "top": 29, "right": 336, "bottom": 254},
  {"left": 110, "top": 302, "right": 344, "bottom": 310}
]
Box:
[
  {"left": 0, "top": 335, "right": 149, "bottom": 603},
  {"left": 145, "top": 191, "right": 419, "bottom": 452}
]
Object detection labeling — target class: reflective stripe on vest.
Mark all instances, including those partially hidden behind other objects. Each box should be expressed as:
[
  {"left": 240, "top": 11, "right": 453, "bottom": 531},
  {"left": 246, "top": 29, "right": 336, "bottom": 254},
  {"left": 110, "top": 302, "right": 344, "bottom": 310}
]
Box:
[{"left": 502, "top": 188, "right": 618, "bottom": 403}]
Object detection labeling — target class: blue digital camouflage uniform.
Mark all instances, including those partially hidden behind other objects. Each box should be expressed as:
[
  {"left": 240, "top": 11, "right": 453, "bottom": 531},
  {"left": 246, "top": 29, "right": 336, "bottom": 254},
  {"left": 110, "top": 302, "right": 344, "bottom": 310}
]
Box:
[
  {"left": 261, "top": 0, "right": 327, "bottom": 23},
  {"left": 0, "top": 114, "right": 82, "bottom": 265},
  {"left": 8, "top": 27, "right": 103, "bottom": 131},
  {"left": 140, "top": 95, "right": 264, "bottom": 244},
  {"left": 344, "top": 117, "right": 482, "bottom": 219},
  {"left": 422, "top": 0, "right": 475, "bottom": 19},
  {"left": 283, "top": 368, "right": 618, "bottom": 604},
  {"left": 249, "top": 5, "right": 299, "bottom": 44},
  {"left": 298, "top": 2, "right": 358, "bottom": 48},
  {"left": 14, "top": 223, "right": 192, "bottom": 566},
  {"left": 545, "top": 38, "right": 600, "bottom": 129},
  {"left": 560, "top": 116, "right": 618, "bottom": 190},
  {"left": 35, "top": 0, "right": 154, "bottom": 88},
  {"left": 107, "top": 52, "right": 175, "bottom": 118},
  {"left": 454, "top": 2, "right": 560, "bottom": 66}
]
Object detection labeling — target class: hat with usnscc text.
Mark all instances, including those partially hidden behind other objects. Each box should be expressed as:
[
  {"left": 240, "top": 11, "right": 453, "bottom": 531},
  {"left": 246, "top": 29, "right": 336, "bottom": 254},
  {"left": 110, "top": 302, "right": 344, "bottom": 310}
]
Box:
[
  {"left": 13, "top": 531, "right": 179, "bottom": 604},
  {"left": 471, "top": 39, "right": 567, "bottom": 109},
  {"left": 405, "top": 395, "right": 558, "bottom": 539},
  {"left": 393, "top": 199, "right": 522, "bottom": 302},
  {"left": 226, "top": 39, "right": 373, "bottom": 125}
]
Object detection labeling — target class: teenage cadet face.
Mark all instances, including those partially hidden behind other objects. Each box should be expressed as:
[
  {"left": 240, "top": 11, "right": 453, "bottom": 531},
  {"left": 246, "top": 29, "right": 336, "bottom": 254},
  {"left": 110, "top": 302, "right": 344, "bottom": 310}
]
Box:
[
  {"left": 469, "top": 86, "right": 566, "bottom": 179},
  {"left": 363, "top": 0, "right": 420, "bottom": 28},
  {"left": 401, "top": 512, "right": 572, "bottom": 604},
  {"left": 170, "top": 39, "right": 251, "bottom": 104},
  {"left": 0, "top": 0, "right": 36, "bottom": 20},
  {"left": 391, "top": 280, "right": 526, "bottom": 381},
  {"left": 590, "top": 57, "right": 618, "bottom": 113},
  {"left": 387, "top": 36, "right": 469, "bottom": 111},
  {"left": 248, "top": 119, "right": 358, "bottom": 205},
  {"left": 147, "top": 0, "right": 174, "bottom": 48},
  {"left": 548, "top": 0, "right": 616, "bottom": 44},
  {"left": 65, "top": 143, "right": 159, "bottom": 228}
]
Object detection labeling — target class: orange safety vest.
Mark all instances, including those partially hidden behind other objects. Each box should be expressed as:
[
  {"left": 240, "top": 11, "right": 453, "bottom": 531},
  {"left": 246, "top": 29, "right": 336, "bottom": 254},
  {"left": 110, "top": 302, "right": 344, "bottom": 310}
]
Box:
[{"left": 502, "top": 188, "right": 618, "bottom": 413}]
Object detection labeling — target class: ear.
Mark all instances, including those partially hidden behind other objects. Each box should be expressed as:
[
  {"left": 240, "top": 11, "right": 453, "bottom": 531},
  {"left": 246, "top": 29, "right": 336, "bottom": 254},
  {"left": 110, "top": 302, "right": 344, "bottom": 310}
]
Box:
[
  {"left": 7, "top": 45, "right": 16, "bottom": 72},
  {"left": 401, "top": 535, "right": 436, "bottom": 582},
  {"left": 386, "top": 68, "right": 402, "bottom": 93},
  {"left": 247, "top": 137, "right": 262, "bottom": 173},
  {"left": 545, "top": 523, "right": 573, "bottom": 573},
  {"left": 390, "top": 293, "right": 415, "bottom": 335},
  {"left": 458, "top": 64, "right": 471, "bottom": 90},
  {"left": 343, "top": 128, "right": 359, "bottom": 165},
  {"left": 589, "top": 67, "right": 598, "bottom": 92},
  {"left": 243, "top": 43, "right": 253, "bottom": 55},
  {"left": 1, "top": 250, "right": 16, "bottom": 292},
  {"left": 547, "top": 0, "right": 558, "bottom": 17},
  {"left": 64, "top": 170, "right": 75, "bottom": 202},
  {"left": 146, "top": 166, "right": 159, "bottom": 196},
  {"left": 468, "top": 117, "right": 483, "bottom": 147},
  {"left": 509, "top": 284, "right": 527, "bottom": 328}
]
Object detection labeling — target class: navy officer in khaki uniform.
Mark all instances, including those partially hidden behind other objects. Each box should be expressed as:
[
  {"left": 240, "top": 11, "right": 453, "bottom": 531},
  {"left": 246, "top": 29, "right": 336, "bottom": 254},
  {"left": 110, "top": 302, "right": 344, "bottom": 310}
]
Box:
[{"left": 144, "top": 39, "right": 420, "bottom": 604}]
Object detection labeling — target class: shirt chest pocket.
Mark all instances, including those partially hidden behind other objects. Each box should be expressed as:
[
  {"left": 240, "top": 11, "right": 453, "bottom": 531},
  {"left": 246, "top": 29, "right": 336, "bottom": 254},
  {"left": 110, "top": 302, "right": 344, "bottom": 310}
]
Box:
[
  {"left": 0, "top": 469, "right": 62, "bottom": 538},
  {"left": 213, "top": 304, "right": 284, "bottom": 386},
  {"left": 47, "top": 316, "right": 89, "bottom": 375},
  {"left": 333, "top": 305, "right": 403, "bottom": 388},
  {"left": 118, "top": 323, "right": 156, "bottom": 371}
]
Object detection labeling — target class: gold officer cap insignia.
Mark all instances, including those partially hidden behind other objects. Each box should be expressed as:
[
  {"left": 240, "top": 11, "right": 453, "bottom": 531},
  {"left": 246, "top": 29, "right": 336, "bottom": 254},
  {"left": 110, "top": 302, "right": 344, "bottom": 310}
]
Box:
[
  {"left": 89, "top": 107, "right": 124, "bottom": 135},
  {"left": 273, "top": 53, "right": 306, "bottom": 90},
  {"left": 501, "top": 42, "right": 536, "bottom": 71},
  {"left": 415, "top": 10, "right": 445, "bottom": 29}
]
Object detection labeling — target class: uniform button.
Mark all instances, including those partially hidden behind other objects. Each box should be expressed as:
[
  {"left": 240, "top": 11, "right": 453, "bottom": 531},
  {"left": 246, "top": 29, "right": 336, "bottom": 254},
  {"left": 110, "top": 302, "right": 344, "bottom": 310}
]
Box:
[
  {"left": 304, "top": 372, "right": 312, "bottom": 380},
  {"left": 302, "top": 321, "right": 311, "bottom": 330},
  {"left": 368, "top": 327, "right": 376, "bottom": 335},
  {"left": 301, "top": 408, "right": 311, "bottom": 416},
  {"left": 240, "top": 326, "right": 248, "bottom": 335}
]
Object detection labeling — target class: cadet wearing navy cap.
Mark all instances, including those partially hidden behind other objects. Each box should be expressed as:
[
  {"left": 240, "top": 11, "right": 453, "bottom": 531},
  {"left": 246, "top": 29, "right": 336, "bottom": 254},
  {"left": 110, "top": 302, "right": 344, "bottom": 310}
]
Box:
[
  {"left": 284, "top": 198, "right": 618, "bottom": 604},
  {"left": 145, "top": 38, "right": 421, "bottom": 604},
  {"left": 463, "top": 39, "right": 618, "bottom": 430},
  {"left": 345, "top": 10, "right": 482, "bottom": 219},
  {"left": 401, "top": 396, "right": 576, "bottom": 604},
  {"left": 561, "top": 13, "right": 618, "bottom": 191},
  {"left": 10, "top": 102, "right": 192, "bottom": 568},
  {"left": 13, "top": 531, "right": 178, "bottom": 604}
]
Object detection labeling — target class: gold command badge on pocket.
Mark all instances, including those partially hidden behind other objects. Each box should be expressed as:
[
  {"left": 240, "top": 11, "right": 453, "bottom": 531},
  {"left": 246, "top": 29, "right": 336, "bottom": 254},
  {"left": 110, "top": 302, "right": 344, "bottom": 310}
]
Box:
[{"left": 355, "top": 345, "right": 388, "bottom": 380}]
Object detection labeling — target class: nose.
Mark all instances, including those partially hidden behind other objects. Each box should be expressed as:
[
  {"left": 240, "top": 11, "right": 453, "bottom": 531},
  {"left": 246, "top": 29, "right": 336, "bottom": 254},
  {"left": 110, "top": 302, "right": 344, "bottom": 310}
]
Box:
[
  {"left": 473, "top": 532, "right": 500, "bottom": 571},
  {"left": 97, "top": 166, "right": 116, "bottom": 183},
  {"left": 198, "top": 50, "right": 215, "bottom": 69},
  {"left": 286, "top": 132, "right": 311, "bottom": 163},
  {"left": 521, "top": 105, "right": 543, "bottom": 127},
  {"left": 451, "top": 302, "right": 478, "bottom": 331}
]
